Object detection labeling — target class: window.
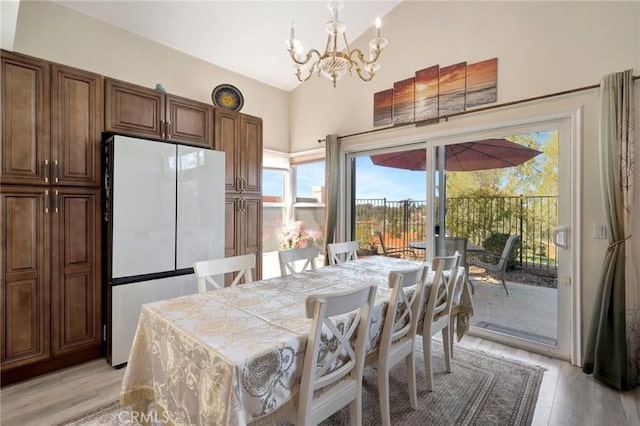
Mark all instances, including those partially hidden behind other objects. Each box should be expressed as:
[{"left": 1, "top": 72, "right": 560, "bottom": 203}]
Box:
[
  {"left": 292, "top": 161, "right": 325, "bottom": 247},
  {"left": 262, "top": 168, "right": 287, "bottom": 253}
]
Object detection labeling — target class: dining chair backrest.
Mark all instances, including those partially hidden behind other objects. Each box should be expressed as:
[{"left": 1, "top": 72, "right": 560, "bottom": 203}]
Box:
[
  {"left": 444, "top": 237, "right": 467, "bottom": 269},
  {"left": 278, "top": 246, "right": 319, "bottom": 276},
  {"left": 326, "top": 241, "right": 359, "bottom": 265},
  {"left": 382, "top": 265, "right": 429, "bottom": 355},
  {"left": 193, "top": 253, "right": 255, "bottom": 293},
  {"left": 421, "top": 251, "right": 460, "bottom": 391},
  {"left": 374, "top": 264, "right": 429, "bottom": 425},
  {"left": 298, "top": 284, "right": 378, "bottom": 426},
  {"left": 424, "top": 253, "right": 460, "bottom": 330}
]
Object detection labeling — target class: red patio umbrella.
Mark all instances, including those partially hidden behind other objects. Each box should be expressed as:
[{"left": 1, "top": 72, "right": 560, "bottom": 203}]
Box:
[{"left": 370, "top": 138, "right": 542, "bottom": 172}]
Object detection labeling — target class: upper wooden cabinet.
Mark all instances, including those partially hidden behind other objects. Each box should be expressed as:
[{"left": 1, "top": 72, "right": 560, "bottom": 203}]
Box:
[
  {"left": 215, "top": 109, "right": 262, "bottom": 194},
  {"left": 104, "top": 78, "right": 213, "bottom": 148},
  {"left": 1, "top": 51, "right": 102, "bottom": 187},
  {"left": 51, "top": 65, "right": 102, "bottom": 187},
  {"left": 1, "top": 52, "right": 50, "bottom": 185}
]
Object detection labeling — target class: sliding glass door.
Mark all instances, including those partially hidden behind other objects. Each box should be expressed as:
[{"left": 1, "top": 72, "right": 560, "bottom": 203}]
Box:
[{"left": 346, "top": 117, "right": 574, "bottom": 361}]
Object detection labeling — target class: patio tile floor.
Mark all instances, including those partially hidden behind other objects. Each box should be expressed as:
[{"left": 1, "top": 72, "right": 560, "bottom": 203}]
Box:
[{"left": 469, "top": 278, "right": 558, "bottom": 345}]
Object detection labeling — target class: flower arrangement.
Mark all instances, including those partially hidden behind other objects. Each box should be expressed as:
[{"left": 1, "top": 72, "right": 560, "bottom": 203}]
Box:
[{"left": 279, "top": 221, "right": 310, "bottom": 249}]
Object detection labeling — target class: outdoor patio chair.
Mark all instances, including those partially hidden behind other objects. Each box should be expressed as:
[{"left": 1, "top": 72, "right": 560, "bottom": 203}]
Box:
[
  {"left": 374, "top": 231, "right": 416, "bottom": 259},
  {"left": 468, "top": 234, "right": 520, "bottom": 295}
]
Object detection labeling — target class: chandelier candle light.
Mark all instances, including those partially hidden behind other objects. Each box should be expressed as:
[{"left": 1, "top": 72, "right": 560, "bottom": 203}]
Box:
[{"left": 286, "top": 0, "right": 388, "bottom": 87}]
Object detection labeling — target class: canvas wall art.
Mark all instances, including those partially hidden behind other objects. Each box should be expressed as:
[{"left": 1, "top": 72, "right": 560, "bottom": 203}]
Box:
[
  {"left": 438, "top": 62, "right": 466, "bottom": 116},
  {"left": 465, "top": 57, "right": 498, "bottom": 109},
  {"left": 393, "top": 77, "right": 415, "bottom": 125},
  {"left": 414, "top": 65, "right": 439, "bottom": 122},
  {"left": 372, "top": 57, "right": 497, "bottom": 127},
  {"left": 373, "top": 88, "right": 394, "bottom": 127}
]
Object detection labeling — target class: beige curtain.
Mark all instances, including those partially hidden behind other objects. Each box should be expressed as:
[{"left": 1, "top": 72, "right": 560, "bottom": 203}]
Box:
[
  {"left": 324, "top": 134, "right": 340, "bottom": 265},
  {"left": 584, "top": 69, "right": 637, "bottom": 390}
]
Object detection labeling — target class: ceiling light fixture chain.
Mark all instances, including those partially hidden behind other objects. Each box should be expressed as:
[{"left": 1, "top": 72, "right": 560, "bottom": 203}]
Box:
[{"left": 286, "top": 0, "right": 388, "bottom": 88}]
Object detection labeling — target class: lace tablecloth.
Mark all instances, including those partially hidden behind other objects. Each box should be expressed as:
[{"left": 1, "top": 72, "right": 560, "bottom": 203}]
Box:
[{"left": 120, "top": 256, "right": 473, "bottom": 425}]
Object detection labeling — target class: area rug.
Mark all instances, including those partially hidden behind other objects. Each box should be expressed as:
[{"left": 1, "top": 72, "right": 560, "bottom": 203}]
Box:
[{"left": 57, "top": 340, "right": 544, "bottom": 425}]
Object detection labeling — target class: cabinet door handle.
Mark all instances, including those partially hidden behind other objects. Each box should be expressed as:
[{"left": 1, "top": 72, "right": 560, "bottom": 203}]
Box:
[
  {"left": 44, "top": 160, "right": 50, "bottom": 183},
  {"left": 236, "top": 177, "right": 242, "bottom": 192},
  {"left": 54, "top": 160, "right": 60, "bottom": 183},
  {"left": 166, "top": 121, "right": 171, "bottom": 139},
  {"left": 45, "top": 190, "right": 50, "bottom": 214},
  {"left": 55, "top": 190, "right": 59, "bottom": 213},
  {"left": 161, "top": 120, "right": 166, "bottom": 139}
]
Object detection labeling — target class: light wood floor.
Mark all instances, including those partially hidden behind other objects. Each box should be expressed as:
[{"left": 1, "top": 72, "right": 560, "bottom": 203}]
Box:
[{"left": 1, "top": 335, "right": 639, "bottom": 426}]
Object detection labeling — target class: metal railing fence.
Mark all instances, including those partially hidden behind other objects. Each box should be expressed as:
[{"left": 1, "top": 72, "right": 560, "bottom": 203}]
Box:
[{"left": 355, "top": 195, "right": 558, "bottom": 271}]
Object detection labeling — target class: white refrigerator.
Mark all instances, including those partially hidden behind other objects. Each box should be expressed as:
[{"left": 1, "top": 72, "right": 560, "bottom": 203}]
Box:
[{"left": 104, "top": 135, "right": 225, "bottom": 366}]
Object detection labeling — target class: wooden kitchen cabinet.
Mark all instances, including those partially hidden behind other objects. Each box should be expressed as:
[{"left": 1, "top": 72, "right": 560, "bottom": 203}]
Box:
[
  {"left": 225, "top": 195, "right": 263, "bottom": 282},
  {"left": 1, "top": 52, "right": 102, "bottom": 188},
  {"left": 1, "top": 51, "right": 103, "bottom": 385},
  {"left": 1, "top": 52, "right": 50, "bottom": 185},
  {"left": 214, "top": 109, "right": 263, "bottom": 194},
  {"left": 1, "top": 186, "right": 101, "bottom": 384},
  {"left": 51, "top": 65, "right": 103, "bottom": 187},
  {"left": 105, "top": 78, "right": 213, "bottom": 148},
  {"left": 1, "top": 187, "right": 51, "bottom": 370},
  {"left": 51, "top": 188, "right": 101, "bottom": 356},
  {"left": 217, "top": 108, "right": 263, "bottom": 282}
]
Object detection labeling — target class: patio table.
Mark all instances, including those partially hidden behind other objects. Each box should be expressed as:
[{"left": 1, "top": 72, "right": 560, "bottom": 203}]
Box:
[{"left": 119, "top": 256, "right": 473, "bottom": 425}]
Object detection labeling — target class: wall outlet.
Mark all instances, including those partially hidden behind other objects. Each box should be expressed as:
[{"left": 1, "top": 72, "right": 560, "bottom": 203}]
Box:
[{"left": 593, "top": 224, "right": 607, "bottom": 239}]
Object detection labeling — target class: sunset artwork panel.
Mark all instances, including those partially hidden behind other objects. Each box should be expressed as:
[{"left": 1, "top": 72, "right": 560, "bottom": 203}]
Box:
[
  {"left": 438, "top": 62, "right": 466, "bottom": 116},
  {"left": 465, "top": 57, "right": 498, "bottom": 108},
  {"left": 393, "top": 77, "right": 415, "bottom": 125},
  {"left": 373, "top": 88, "right": 394, "bottom": 127},
  {"left": 414, "top": 65, "right": 439, "bottom": 121}
]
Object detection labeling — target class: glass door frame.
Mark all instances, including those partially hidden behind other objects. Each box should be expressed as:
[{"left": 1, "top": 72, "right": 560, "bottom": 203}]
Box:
[{"left": 342, "top": 108, "right": 582, "bottom": 365}]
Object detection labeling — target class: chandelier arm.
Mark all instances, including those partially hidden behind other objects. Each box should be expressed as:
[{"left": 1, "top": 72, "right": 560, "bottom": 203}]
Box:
[
  {"left": 288, "top": 48, "right": 323, "bottom": 66},
  {"left": 351, "top": 48, "right": 382, "bottom": 66}
]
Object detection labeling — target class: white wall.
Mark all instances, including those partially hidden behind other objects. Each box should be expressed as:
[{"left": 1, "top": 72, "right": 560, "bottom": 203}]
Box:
[
  {"left": 290, "top": 1, "right": 639, "bottom": 150},
  {"left": 289, "top": 1, "right": 640, "bottom": 359},
  {"left": 12, "top": 0, "right": 290, "bottom": 152}
]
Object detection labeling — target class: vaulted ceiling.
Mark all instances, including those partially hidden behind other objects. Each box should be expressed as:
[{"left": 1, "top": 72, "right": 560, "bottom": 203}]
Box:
[{"left": 52, "top": 1, "right": 401, "bottom": 92}]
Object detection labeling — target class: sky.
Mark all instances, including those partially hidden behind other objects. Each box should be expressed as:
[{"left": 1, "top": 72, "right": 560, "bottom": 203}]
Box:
[{"left": 355, "top": 157, "right": 427, "bottom": 200}]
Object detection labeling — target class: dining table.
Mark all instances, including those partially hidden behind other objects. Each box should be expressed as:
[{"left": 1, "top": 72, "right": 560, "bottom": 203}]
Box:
[{"left": 119, "top": 255, "right": 474, "bottom": 426}]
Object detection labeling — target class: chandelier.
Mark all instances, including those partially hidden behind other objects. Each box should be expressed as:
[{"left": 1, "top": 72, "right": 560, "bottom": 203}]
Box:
[{"left": 285, "top": 0, "right": 388, "bottom": 88}]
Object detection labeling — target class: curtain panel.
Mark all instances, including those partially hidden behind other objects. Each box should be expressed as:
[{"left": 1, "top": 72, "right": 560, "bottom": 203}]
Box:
[
  {"left": 324, "top": 134, "right": 340, "bottom": 265},
  {"left": 584, "top": 69, "right": 637, "bottom": 390}
]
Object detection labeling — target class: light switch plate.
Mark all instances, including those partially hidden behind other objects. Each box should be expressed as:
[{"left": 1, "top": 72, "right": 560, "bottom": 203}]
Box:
[{"left": 593, "top": 224, "right": 607, "bottom": 239}]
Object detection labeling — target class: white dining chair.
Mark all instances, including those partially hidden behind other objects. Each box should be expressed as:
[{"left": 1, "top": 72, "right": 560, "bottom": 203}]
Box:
[
  {"left": 368, "top": 264, "right": 428, "bottom": 426},
  {"left": 421, "top": 252, "right": 460, "bottom": 391},
  {"left": 449, "top": 265, "right": 469, "bottom": 358},
  {"left": 326, "top": 241, "right": 359, "bottom": 265},
  {"left": 278, "top": 246, "right": 319, "bottom": 276},
  {"left": 295, "top": 284, "right": 377, "bottom": 426},
  {"left": 193, "top": 253, "right": 255, "bottom": 293}
]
